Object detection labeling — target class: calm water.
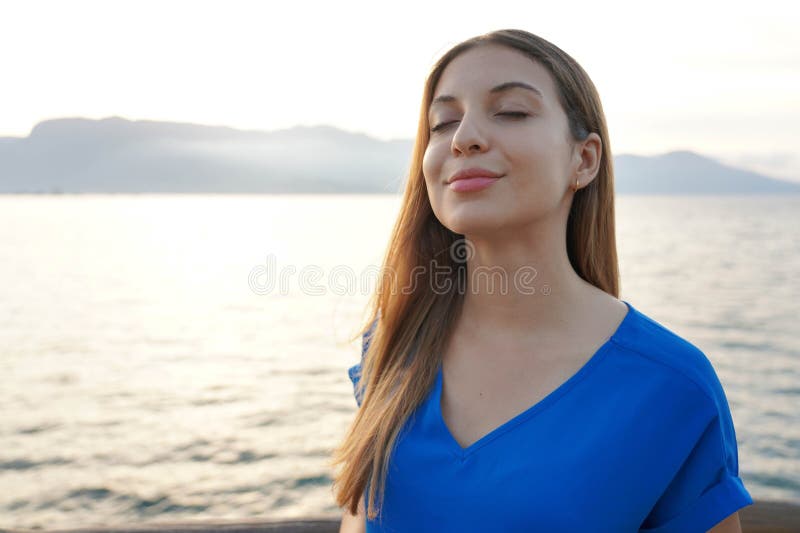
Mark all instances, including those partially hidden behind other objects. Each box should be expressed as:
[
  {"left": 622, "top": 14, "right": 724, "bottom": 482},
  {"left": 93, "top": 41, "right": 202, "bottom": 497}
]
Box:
[{"left": 0, "top": 194, "right": 798, "bottom": 529}]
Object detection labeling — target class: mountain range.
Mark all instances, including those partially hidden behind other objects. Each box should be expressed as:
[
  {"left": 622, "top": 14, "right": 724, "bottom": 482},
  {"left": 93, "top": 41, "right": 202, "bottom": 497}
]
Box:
[{"left": 1, "top": 116, "right": 798, "bottom": 194}]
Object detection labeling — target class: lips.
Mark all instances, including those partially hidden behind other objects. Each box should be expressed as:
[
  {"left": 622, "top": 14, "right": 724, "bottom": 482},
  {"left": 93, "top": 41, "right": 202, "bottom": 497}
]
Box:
[{"left": 447, "top": 167, "right": 503, "bottom": 184}]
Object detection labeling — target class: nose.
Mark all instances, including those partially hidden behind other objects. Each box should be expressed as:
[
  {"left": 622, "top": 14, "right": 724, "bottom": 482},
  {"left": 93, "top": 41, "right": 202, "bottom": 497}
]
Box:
[{"left": 451, "top": 115, "right": 488, "bottom": 155}]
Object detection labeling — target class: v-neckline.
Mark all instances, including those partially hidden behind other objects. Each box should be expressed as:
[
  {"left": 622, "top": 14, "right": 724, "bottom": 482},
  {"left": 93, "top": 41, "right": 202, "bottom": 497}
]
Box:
[{"left": 434, "top": 300, "right": 634, "bottom": 459}]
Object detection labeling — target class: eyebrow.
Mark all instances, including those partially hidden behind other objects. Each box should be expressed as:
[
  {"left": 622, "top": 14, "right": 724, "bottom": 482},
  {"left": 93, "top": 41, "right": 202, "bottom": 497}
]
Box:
[{"left": 430, "top": 81, "right": 544, "bottom": 107}]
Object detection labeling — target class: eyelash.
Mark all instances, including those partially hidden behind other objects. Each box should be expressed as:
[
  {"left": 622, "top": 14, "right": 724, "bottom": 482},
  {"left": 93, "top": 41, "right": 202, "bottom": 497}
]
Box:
[{"left": 430, "top": 112, "right": 529, "bottom": 133}]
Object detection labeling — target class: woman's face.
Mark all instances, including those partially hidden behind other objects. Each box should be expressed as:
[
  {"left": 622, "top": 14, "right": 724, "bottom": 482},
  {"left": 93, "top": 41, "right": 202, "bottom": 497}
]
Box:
[{"left": 422, "top": 44, "right": 581, "bottom": 238}]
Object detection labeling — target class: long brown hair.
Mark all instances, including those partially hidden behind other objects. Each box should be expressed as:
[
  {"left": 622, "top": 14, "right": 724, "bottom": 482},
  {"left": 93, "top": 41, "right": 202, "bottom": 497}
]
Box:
[{"left": 328, "top": 28, "right": 619, "bottom": 521}]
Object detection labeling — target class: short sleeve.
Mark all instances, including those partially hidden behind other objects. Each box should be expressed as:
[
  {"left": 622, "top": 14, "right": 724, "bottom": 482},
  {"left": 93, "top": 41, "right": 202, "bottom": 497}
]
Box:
[
  {"left": 639, "top": 384, "right": 754, "bottom": 532},
  {"left": 347, "top": 318, "right": 377, "bottom": 408}
]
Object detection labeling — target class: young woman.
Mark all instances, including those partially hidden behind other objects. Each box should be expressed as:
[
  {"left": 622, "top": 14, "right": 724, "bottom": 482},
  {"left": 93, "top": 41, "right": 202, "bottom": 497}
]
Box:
[{"left": 330, "top": 29, "right": 753, "bottom": 532}]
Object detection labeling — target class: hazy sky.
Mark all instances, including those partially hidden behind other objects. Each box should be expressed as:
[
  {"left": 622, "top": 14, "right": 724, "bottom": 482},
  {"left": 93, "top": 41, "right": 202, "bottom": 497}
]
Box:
[{"left": 1, "top": 0, "right": 798, "bottom": 181}]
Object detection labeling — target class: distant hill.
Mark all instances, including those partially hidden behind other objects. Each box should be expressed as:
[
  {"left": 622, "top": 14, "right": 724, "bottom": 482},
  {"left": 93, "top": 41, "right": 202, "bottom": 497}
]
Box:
[
  {"left": 614, "top": 151, "right": 800, "bottom": 194},
  {"left": 1, "top": 116, "right": 798, "bottom": 194}
]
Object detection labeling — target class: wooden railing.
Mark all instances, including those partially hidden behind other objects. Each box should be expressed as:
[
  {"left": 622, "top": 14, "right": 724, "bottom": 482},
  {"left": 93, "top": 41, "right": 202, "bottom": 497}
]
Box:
[{"left": 2, "top": 500, "right": 798, "bottom": 533}]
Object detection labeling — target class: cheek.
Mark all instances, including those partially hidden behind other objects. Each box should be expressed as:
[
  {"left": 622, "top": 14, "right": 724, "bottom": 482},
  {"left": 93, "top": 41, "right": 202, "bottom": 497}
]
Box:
[
  {"left": 504, "top": 140, "right": 566, "bottom": 204},
  {"left": 421, "top": 144, "right": 441, "bottom": 184},
  {"left": 508, "top": 137, "right": 558, "bottom": 179}
]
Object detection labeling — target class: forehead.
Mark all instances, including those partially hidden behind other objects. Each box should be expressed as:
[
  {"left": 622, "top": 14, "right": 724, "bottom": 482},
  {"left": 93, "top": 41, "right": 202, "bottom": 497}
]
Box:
[{"left": 431, "top": 44, "right": 555, "bottom": 106}]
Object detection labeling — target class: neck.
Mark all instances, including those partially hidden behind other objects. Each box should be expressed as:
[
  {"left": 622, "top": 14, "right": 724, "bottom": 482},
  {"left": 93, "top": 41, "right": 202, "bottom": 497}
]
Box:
[{"left": 454, "top": 226, "right": 601, "bottom": 340}]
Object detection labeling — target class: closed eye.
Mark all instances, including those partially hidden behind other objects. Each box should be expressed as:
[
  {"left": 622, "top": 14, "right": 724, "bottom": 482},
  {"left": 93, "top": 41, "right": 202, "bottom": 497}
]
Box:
[
  {"left": 498, "top": 111, "right": 529, "bottom": 118},
  {"left": 430, "top": 112, "right": 529, "bottom": 133}
]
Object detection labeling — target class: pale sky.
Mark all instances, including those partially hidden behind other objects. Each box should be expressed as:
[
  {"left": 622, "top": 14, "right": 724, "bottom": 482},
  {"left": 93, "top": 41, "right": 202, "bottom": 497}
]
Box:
[{"left": 1, "top": 0, "right": 798, "bottom": 182}]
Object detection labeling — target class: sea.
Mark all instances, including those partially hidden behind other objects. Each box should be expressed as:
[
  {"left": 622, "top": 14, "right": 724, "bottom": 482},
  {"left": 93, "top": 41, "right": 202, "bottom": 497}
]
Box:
[{"left": 0, "top": 194, "right": 798, "bottom": 529}]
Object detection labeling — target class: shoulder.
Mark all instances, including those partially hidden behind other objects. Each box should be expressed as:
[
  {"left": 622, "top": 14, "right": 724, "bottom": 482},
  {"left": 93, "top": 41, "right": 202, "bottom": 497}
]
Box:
[
  {"left": 617, "top": 304, "right": 754, "bottom": 530},
  {"left": 610, "top": 302, "right": 729, "bottom": 412},
  {"left": 347, "top": 316, "right": 380, "bottom": 407}
]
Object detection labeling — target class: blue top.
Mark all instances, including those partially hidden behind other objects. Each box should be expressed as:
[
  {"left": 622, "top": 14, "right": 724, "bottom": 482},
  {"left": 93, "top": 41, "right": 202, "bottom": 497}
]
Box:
[{"left": 347, "top": 300, "right": 754, "bottom": 532}]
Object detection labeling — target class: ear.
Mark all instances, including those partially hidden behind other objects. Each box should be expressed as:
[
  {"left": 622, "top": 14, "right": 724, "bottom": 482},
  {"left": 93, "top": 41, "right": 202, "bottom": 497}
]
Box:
[{"left": 571, "top": 132, "right": 602, "bottom": 189}]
